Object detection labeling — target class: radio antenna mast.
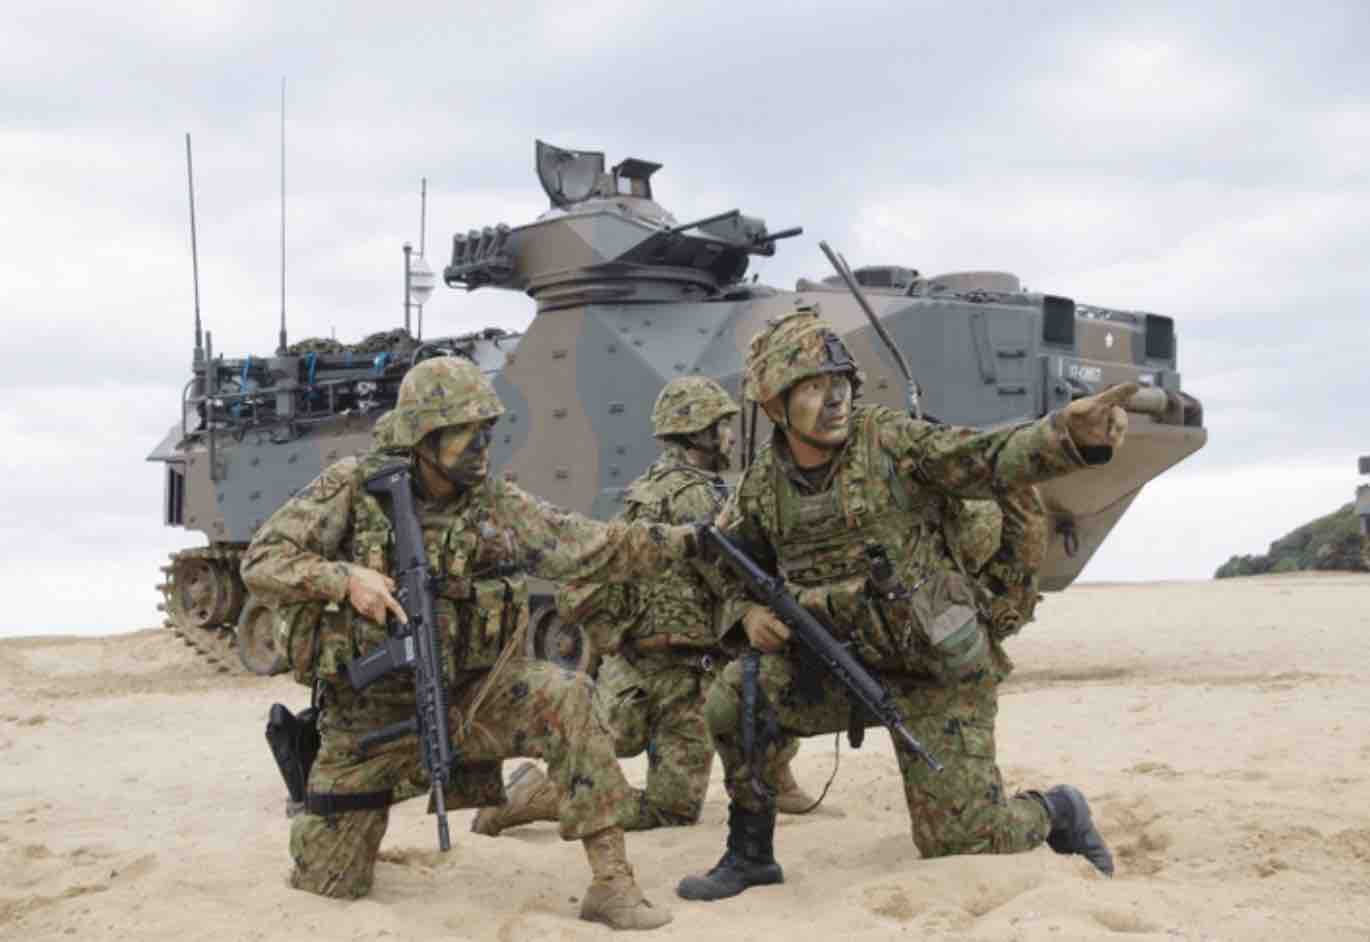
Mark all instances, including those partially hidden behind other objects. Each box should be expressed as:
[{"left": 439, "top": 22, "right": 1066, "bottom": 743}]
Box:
[
  {"left": 419, "top": 176, "right": 428, "bottom": 256},
  {"left": 277, "top": 77, "right": 289, "bottom": 355},
  {"left": 417, "top": 177, "right": 429, "bottom": 339},
  {"left": 185, "top": 133, "right": 204, "bottom": 364}
]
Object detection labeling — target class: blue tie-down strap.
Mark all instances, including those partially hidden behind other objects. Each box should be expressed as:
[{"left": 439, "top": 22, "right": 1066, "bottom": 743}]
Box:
[
  {"left": 373, "top": 352, "right": 390, "bottom": 375},
  {"left": 232, "top": 356, "right": 254, "bottom": 417},
  {"left": 304, "top": 352, "right": 320, "bottom": 401}
]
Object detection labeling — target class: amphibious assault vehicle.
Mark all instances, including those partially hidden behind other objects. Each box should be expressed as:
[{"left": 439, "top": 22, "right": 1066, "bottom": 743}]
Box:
[{"left": 149, "top": 139, "right": 1208, "bottom": 675}]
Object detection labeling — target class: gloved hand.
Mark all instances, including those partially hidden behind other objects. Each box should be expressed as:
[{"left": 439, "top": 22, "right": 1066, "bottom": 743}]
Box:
[
  {"left": 1062, "top": 382, "right": 1139, "bottom": 450},
  {"left": 346, "top": 564, "right": 408, "bottom": 625},
  {"left": 742, "top": 605, "right": 791, "bottom": 652}
]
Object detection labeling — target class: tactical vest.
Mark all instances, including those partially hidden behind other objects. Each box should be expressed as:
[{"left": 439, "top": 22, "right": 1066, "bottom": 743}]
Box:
[
  {"left": 620, "top": 458, "right": 727, "bottom": 647},
  {"left": 277, "top": 451, "right": 528, "bottom": 695},
  {"left": 766, "top": 406, "right": 994, "bottom": 681}
]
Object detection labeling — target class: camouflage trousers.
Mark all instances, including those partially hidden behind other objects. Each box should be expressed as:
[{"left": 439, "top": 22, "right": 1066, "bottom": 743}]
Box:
[
  {"left": 703, "top": 652, "right": 1050, "bottom": 859},
  {"left": 290, "top": 657, "right": 635, "bottom": 899},
  {"left": 597, "top": 651, "right": 801, "bottom": 831}
]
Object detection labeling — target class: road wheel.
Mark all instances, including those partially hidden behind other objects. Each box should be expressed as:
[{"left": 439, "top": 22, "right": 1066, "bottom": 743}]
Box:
[
  {"left": 524, "top": 605, "right": 595, "bottom": 674},
  {"left": 237, "top": 597, "right": 287, "bottom": 676}
]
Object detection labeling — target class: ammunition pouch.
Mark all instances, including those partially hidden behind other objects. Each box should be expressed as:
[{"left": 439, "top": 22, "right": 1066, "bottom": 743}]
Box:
[
  {"left": 869, "top": 568, "right": 994, "bottom": 684},
  {"left": 265, "top": 703, "right": 321, "bottom": 811},
  {"left": 275, "top": 600, "right": 350, "bottom": 686}
]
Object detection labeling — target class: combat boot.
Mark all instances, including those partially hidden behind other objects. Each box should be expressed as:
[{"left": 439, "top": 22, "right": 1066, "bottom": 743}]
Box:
[
  {"left": 676, "top": 804, "right": 783, "bottom": 901},
  {"left": 774, "top": 761, "right": 818, "bottom": 815},
  {"left": 470, "top": 761, "right": 559, "bottom": 836},
  {"left": 1032, "top": 784, "right": 1115, "bottom": 877},
  {"left": 580, "top": 826, "right": 673, "bottom": 931}
]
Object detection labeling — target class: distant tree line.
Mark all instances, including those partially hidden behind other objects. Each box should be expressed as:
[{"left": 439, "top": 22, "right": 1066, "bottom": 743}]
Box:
[{"left": 1215, "top": 503, "right": 1368, "bottom": 578}]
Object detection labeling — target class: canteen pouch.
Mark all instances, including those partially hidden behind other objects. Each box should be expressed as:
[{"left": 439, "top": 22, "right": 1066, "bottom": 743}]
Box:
[
  {"left": 865, "top": 545, "right": 993, "bottom": 683},
  {"left": 276, "top": 600, "right": 353, "bottom": 686}
]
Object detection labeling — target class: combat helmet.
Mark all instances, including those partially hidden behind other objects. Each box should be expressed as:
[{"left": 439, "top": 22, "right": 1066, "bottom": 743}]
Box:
[
  {"left": 386, "top": 355, "right": 505, "bottom": 449},
  {"left": 651, "top": 376, "right": 740, "bottom": 437},
  {"left": 743, "top": 306, "right": 864, "bottom": 405}
]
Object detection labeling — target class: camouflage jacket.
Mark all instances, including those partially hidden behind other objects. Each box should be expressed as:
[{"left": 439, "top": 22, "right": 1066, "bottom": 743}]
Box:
[
  {"left": 618, "top": 443, "right": 731, "bottom": 647},
  {"left": 715, "top": 405, "right": 1092, "bottom": 658},
  {"left": 555, "top": 444, "right": 730, "bottom": 653},
  {"left": 241, "top": 449, "right": 688, "bottom": 693}
]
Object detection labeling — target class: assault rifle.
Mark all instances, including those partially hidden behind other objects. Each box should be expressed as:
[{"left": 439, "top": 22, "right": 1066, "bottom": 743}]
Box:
[
  {"left": 343, "top": 464, "right": 456, "bottom": 851},
  {"left": 699, "top": 525, "right": 943, "bottom": 773}
]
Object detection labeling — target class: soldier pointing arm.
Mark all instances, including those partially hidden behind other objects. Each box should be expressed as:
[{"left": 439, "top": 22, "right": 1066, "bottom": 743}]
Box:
[{"left": 678, "top": 308, "right": 1123, "bottom": 902}]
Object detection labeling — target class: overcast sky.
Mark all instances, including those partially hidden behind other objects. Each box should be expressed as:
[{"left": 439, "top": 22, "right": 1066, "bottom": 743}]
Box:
[{"left": 2, "top": 1, "right": 1366, "bottom": 637}]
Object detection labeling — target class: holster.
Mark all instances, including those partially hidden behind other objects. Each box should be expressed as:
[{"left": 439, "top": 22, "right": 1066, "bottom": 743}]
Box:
[{"left": 265, "top": 703, "right": 321, "bottom": 806}]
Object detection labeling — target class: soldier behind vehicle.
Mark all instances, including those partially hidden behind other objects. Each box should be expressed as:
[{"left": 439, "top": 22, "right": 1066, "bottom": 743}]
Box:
[
  {"left": 471, "top": 377, "right": 819, "bottom": 837},
  {"left": 241, "top": 356, "right": 709, "bottom": 931},
  {"left": 676, "top": 308, "right": 1125, "bottom": 902}
]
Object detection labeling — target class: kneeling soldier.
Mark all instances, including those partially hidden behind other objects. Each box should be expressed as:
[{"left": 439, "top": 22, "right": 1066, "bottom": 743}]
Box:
[
  {"left": 472, "top": 378, "right": 818, "bottom": 838},
  {"left": 677, "top": 309, "right": 1123, "bottom": 901},
  {"left": 242, "top": 356, "right": 699, "bottom": 931}
]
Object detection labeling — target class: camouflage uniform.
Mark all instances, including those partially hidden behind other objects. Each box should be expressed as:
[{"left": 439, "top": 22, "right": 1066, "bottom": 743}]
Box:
[
  {"left": 706, "top": 406, "right": 1074, "bottom": 849},
  {"left": 947, "top": 485, "right": 1048, "bottom": 644},
  {"left": 477, "top": 378, "right": 803, "bottom": 834},
  {"left": 241, "top": 357, "right": 686, "bottom": 927},
  {"left": 595, "top": 442, "right": 732, "bottom": 828},
  {"left": 679, "top": 310, "right": 1113, "bottom": 901}
]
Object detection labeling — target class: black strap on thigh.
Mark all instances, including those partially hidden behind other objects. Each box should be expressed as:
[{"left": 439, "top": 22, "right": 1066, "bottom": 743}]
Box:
[{"left": 304, "top": 789, "right": 393, "bottom": 816}]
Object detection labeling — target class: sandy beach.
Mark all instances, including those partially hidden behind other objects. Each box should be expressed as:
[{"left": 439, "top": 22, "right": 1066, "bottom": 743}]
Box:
[{"left": 2, "top": 573, "right": 1368, "bottom": 941}]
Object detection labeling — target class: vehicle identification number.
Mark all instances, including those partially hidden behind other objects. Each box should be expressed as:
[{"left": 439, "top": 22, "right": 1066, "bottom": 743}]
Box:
[{"left": 1063, "top": 360, "right": 1103, "bottom": 384}]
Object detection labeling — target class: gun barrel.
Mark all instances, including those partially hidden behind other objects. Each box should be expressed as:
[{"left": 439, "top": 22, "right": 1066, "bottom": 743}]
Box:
[{"left": 667, "top": 208, "right": 741, "bottom": 235}]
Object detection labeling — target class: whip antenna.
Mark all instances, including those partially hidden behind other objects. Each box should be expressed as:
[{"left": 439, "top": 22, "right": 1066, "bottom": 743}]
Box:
[
  {"left": 819, "top": 240, "right": 921, "bottom": 419},
  {"left": 185, "top": 133, "right": 204, "bottom": 364},
  {"left": 408, "top": 178, "right": 435, "bottom": 340},
  {"left": 277, "top": 77, "right": 289, "bottom": 355}
]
